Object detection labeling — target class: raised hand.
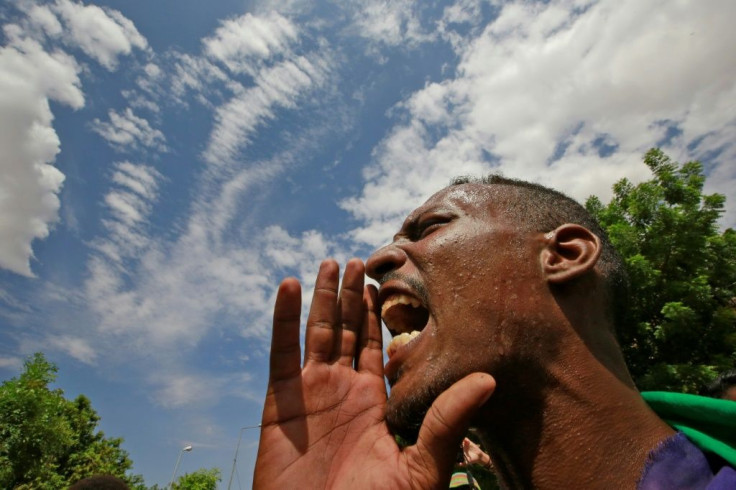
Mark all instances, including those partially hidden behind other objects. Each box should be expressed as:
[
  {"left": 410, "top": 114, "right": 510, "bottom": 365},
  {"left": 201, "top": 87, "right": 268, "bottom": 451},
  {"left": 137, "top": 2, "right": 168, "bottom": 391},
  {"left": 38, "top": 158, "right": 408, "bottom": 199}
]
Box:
[
  {"left": 461, "top": 437, "right": 493, "bottom": 469},
  {"left": 253, "top": 258, "right": 495, "bottom": 489}
]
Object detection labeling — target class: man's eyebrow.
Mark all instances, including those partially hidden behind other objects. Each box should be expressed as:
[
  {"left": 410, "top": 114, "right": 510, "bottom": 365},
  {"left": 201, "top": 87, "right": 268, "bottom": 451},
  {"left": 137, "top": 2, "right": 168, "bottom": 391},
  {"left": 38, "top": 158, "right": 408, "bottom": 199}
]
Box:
[
  {"left": 392, "top": 219, "right": 414, "bottom": 241},
  {"left": 392, "top": 211, "right": 422, "bottom": 240},
  {"left": 393, "top": 205, "right": 451, "bottom": 240}
]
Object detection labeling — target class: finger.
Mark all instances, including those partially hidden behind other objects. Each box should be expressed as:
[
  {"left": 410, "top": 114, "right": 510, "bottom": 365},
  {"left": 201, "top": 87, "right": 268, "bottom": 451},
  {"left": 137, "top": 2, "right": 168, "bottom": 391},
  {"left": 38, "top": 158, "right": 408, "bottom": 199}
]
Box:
[
  {"left": 409, "top": 373, "right": 495, "bottom": 482},
  {"left": 357, "top": 284, "right": 383, "bottom": 375},
  {"left": 462, "top": 437, "right": 470, "bottom": 459},
  {"left": 304, "top": 259, "right": 340, "bottom": 363},
  {"left": 269, "top": 278, "right": 302, "bottom": 382},
  {"left": 335, "top": 258, "right": 365, "bottom": 366}
]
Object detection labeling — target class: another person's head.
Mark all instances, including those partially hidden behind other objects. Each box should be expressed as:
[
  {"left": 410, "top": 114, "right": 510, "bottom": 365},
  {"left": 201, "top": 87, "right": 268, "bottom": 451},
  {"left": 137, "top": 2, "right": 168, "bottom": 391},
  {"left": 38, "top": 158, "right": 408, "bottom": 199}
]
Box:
[
  {"left": 68, "top": 475, "right": 129, "bottom": 490},
  {"left": 701, "top": 369, "right": 736, "bottom": 401},
  {"left": 365, "top": 176, "right": 630, "bottom": 439}
]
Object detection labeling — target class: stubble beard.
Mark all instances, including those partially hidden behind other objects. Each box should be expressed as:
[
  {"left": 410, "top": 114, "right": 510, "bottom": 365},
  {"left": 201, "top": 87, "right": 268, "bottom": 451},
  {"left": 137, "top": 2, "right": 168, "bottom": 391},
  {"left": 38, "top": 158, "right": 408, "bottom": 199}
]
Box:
[{"left": 385, "top": 370, "right": 454, "bottom": 444}]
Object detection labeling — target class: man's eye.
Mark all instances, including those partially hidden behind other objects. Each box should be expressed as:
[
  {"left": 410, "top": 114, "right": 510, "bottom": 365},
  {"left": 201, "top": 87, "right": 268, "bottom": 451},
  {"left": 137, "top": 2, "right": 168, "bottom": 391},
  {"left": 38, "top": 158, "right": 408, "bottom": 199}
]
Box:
[{"left": 415, "top": 218, "right": 449, "bottom": 239}]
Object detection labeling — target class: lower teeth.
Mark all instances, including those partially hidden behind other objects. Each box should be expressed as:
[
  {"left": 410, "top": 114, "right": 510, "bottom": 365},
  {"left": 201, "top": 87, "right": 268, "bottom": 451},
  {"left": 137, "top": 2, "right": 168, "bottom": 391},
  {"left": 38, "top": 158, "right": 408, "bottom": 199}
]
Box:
[{"left": 387, "top": 330, "right": 420, "bottom": 357}]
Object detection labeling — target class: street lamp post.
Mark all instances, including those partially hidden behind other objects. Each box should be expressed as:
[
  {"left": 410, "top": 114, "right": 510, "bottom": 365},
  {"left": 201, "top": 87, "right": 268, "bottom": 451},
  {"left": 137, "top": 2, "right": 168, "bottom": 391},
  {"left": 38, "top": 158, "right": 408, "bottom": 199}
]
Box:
[
  {"left": 227, "top": 424, "right": 261, "bottom": 490},
  {"left": 167, "top": 445, "right": 193, "bottom": 490}
]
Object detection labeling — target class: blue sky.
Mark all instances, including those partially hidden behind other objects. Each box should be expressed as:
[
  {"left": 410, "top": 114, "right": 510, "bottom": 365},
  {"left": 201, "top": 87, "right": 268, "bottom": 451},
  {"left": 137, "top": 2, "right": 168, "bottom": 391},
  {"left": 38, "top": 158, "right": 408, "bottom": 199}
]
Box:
[{"left": 1, "top": 0, "right": 735, "bottom": 487}]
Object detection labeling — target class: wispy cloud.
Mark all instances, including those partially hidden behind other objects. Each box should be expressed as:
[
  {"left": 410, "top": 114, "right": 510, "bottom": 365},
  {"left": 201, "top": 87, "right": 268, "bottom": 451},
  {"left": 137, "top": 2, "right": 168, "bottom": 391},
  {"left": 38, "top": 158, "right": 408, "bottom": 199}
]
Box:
[
  {"left": 149, "top": 368, "right": 259, "bottom": 410},
  {"left": 82, "top": 158, "right": 344, "bottom": 353},
  {"left": 203, "top": 11, "right": 298, "bottom": 75},
  {"left": 346, "top": 0, "right": 435, "bottom": 51},
  {"left": 50, "top": 10, "right": 349, "bottom": 419},
  {"left": 0, "top": 356, "right": 22, "bottom": 370},
  {"left": 151, "top": 371, "right": 226, "bottom": 409},
  {"left": 46, "top": 335, "right": 97, "bottom": 364},
  {"left": 50, "top": 0, "right": 148, "bottom": 70},
  {"left": 168, "top": 53, "right": 232, "bottom": 107},
  {"left": 90, "top": 161, "right": 162, "bottom": 264},
  {"left": 91, "top": 108, "right": 167, "bottom": 152},
  {"left": 203, "top": 55, "right": 329, "bottom": 166}
]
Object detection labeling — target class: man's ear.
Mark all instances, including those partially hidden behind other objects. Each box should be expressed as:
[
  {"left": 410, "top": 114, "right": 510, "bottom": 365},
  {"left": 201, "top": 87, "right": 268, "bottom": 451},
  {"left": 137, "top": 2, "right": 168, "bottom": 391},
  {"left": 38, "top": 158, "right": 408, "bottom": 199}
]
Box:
[{"left": 541, "top": 224, "right": 602, "bottom": 284}]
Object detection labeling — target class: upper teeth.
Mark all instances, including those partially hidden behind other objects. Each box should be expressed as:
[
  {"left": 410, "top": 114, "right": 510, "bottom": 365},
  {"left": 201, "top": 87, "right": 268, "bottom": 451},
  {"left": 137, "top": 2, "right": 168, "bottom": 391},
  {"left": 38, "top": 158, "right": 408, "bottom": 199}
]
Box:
[{"left": 381, "top": 294, "right": 421, "bottom": 317}]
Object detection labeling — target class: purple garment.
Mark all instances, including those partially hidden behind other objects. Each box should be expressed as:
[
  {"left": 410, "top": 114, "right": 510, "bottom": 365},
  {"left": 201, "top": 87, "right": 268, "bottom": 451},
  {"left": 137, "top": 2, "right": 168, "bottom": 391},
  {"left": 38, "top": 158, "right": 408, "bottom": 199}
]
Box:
[{"left": 638, "top": 432, "right": 736, "bottom": 490}]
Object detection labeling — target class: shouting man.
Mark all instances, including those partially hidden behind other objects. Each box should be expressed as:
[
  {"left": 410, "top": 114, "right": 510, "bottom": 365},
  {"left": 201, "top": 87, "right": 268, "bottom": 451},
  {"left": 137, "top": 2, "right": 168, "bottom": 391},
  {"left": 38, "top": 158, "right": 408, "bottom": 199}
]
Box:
[{"left": 253, "top": 176, "right": 736, "bottom": 489}]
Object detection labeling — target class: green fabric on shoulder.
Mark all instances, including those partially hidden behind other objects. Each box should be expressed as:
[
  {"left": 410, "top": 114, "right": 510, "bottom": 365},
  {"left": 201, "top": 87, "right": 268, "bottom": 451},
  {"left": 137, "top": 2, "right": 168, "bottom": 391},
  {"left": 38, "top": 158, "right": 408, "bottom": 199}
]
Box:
[{"left": 642, "top": 391, "right": 736, "bottom": 467}]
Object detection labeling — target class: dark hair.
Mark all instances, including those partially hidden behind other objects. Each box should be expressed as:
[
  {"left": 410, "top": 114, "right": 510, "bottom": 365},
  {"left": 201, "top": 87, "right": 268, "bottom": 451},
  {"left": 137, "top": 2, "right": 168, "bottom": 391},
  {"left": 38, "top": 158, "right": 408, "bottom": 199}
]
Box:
[
  {"left": 68, "top": 475, "right": 130, "bottom": 490},
  {"left": 451, "top": 174, "right": 630, "bottom": 329},
  {"left": 700, "top": 369, "right": 736, "bottom": 399}
]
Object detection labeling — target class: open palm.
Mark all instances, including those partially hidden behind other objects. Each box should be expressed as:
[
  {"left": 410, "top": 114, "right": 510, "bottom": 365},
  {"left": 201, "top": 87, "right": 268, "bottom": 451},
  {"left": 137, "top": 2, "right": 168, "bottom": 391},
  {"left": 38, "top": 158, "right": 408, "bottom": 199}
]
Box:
[{"left": 253, "top": 259, "right": 495, "bottom": 489}]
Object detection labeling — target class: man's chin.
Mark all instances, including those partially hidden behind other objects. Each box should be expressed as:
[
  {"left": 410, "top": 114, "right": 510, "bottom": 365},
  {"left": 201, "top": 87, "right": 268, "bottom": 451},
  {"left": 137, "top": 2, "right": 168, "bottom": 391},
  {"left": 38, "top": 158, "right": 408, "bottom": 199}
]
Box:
[
  {"left": 385, "top": 401, "right": 423, "bottom": 445},
  {"left": 385, "top": 383, "right": 438, "bottom": 446}
]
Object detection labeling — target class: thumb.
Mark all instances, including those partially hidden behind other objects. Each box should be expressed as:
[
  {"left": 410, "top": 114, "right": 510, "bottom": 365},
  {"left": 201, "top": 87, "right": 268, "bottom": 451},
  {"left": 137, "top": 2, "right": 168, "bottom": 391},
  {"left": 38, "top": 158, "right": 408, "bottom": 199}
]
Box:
[{"left": 408, "top": 373, "right": 495, "bottom": 484}]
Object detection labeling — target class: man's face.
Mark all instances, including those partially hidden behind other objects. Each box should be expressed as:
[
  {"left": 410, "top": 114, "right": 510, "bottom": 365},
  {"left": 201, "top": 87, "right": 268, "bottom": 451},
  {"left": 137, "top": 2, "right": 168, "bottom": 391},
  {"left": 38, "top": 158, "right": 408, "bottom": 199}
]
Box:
[{"left": 365, "top": 183, "right": 552, "bottom": 440}]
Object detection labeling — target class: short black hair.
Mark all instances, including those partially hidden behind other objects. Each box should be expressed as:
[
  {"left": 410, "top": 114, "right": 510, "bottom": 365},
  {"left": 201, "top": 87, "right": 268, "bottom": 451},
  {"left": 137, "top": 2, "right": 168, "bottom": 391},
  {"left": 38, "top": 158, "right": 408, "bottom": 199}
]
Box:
[
  {"left": 69, "top": 475, "right": 130, "bottom": 490},
  {"left": 700, "top": 369, "right": 736, "bottom": 399},
  {"left": 451, "top": 174, "right": 630, "bottom": 329}
]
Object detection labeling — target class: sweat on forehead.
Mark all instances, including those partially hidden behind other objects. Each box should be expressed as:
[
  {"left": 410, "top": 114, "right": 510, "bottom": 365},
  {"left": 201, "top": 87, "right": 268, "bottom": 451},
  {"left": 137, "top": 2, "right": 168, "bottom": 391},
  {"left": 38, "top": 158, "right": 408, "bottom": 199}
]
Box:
[
  {"left": 421, "top": 182, "right": 496, "bottom": 209},
  {"left": 445, "top": 175, "right": 590, "bottom": 232}
]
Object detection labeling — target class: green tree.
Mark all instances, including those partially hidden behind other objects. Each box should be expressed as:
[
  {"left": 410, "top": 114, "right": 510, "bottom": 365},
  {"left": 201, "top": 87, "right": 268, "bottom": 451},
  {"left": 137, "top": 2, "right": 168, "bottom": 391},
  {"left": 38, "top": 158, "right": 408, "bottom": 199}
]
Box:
[
  {"left": 0, "top": 353, "right": 145, "bottom": 489},
  {"left": 171, "top": 467, "right": 221, "bottom": 490},
  {"left": 586, "top": 148, "right": 736, "bottom": 392}
]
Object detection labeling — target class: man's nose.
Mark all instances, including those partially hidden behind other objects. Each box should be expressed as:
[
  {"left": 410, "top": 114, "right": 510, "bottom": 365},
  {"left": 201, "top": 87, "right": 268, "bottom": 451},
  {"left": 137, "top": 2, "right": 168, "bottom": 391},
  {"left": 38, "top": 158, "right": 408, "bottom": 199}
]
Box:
[{"left": 365, "top": 244, "right": 407, "bottom": 282}]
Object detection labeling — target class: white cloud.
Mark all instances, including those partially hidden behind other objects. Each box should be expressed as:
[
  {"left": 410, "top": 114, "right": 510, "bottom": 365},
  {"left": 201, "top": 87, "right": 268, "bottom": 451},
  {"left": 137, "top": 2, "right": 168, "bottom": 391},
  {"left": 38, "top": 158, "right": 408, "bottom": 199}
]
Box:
[
  {"left": 346, "top": 0, "right": 736, "bottom": 246},
  {"left": 441, "top": 0, "right": 483, "bottom": 26},
  {"left": 341, "top": 120, "right": 491, "bottom": 246},
  {"left": 122, "top": 90, "right": 161, "bottom": 114},
  {"left": 151, "top": 372, "right": 224, "bottom": 409},
  {"left": 162, "top": 12, "right": 305, "bottom": 112},
  {"left": 51, "top": 0, "right": 148, "bottom": 70},
  {"left": 92, "top": 162, "right": 162, "bottom": 264},
  {"left": 91, "top": 107, "right": 166, "bottom": 152},
  {"left": 204, "top": 11, "right": 298, "bottom": 75},
  {"left": 203, "top": 54, "right": 329, "bottom": 165},
  {"left": 0, "top": 287, "right": 33, "bottom": 316},
  {"left": 0, "top": 356, "right": 22, "bottom": 370},
  {"left": 151, "top": 369, "right": 259, "bottom": 409},
  {"left": 0, "top": 30, "right": 80, "bottom": 276},
  {"left": 169, "top": 53, "right": 233, "bottom": 106},
  {"left": 143, "top": 62, "right": 161, "bottom": 78},
  {"left": 111, "top": 161, "right": 161, "bottom": 200},
  {"left": 0, "top": 1, "right": 148, "bottom": 277},
  {"left": 83, "top": 166, "right": 337, "bottom": 350},
  {"left": 346, "top": 0, "right": 434, "bottom": 49},
  {"left": 46, "top": 335, "right": 97, "bottom": 364},
  {"left": 81, "top": 145, "right": 354, "bottom": 371},
  {"left": 26, "top": 3, "right": 63, "bottom": 37}
]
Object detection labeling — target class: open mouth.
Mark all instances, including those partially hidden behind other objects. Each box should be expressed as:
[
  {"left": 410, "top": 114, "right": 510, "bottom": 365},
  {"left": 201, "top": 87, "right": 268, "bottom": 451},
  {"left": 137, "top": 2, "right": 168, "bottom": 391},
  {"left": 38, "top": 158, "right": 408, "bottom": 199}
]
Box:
[{"left": 382, "top": 293, "right": 430, "bottom": 358}]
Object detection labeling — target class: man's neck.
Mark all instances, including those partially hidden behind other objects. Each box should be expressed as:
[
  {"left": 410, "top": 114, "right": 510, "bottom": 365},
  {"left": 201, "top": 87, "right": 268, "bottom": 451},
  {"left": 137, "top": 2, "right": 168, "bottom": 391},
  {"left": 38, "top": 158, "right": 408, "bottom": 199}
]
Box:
[{"left": 475, "top": 349, "right": 675, "bottom": 489}]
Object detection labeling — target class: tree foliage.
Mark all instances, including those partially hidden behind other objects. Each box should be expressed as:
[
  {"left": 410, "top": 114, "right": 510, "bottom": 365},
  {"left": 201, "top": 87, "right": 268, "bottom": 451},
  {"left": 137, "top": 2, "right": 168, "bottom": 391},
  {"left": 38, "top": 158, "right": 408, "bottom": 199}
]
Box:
[
  {"left": 171, "top": 467, "right": 221, "bottom": 490},
  {"left": 0, "top": 353, "right": 145, "bottom": 489},
  {"left": 586, "top": 148, "right": 736, "bottom": 392}
]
